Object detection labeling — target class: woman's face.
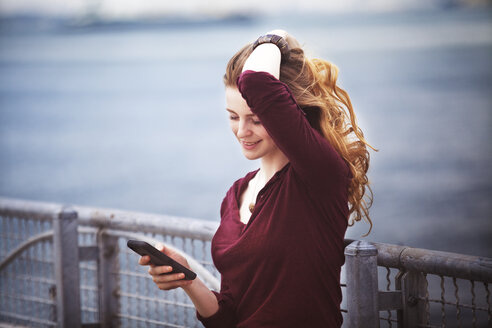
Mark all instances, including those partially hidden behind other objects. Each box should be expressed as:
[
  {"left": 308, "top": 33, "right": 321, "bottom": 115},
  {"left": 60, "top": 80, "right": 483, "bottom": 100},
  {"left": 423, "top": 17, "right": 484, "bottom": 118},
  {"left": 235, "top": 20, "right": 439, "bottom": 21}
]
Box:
[{"left": 225, "top": 87, "right": 281, "bottom": 161}]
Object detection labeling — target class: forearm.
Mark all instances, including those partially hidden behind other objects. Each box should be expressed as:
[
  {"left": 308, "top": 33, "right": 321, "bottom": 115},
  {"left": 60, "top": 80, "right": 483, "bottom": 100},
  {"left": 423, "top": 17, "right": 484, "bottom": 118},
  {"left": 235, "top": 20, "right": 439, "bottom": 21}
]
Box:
[
  {"left": 183, "top": 278, "right": 219, "bottom": 318},
  {"left": 242, "top": 43, "right": 281, "bottom": 79}
]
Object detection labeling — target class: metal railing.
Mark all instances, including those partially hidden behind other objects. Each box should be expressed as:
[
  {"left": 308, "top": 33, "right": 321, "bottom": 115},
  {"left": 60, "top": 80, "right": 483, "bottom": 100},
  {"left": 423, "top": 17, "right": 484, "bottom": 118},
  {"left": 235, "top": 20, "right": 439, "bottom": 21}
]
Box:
[
  {"left": 344, "top": 241, "right": 492, "bottom": 327},
  {"left": 0, "top": 197, "right": 491, "bottom": 328},
  {"left": 0, "top": 197, "right": 219, "bottom": 328}
]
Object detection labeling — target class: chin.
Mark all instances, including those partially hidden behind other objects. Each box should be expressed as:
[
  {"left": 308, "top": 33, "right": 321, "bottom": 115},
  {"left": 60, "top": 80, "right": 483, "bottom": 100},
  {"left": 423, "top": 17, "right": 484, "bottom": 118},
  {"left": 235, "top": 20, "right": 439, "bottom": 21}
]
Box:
[{"left": 243, "top": 151, "right": 261, "bottom": 161}]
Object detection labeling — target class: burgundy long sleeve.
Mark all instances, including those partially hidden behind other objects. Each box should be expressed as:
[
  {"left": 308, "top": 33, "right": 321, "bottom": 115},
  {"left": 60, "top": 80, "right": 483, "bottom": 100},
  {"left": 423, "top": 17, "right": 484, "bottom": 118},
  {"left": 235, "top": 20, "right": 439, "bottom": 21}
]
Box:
[{"left": 198, "top": 70, "right": 349, "bottom": 327}]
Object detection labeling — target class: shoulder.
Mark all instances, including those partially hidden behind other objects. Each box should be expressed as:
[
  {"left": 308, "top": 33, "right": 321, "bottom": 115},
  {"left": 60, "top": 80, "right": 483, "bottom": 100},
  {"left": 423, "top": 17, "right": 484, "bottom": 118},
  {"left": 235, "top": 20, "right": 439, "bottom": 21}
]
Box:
[{"left": 228, "top": 169, "right": 258, "bottom": 195}]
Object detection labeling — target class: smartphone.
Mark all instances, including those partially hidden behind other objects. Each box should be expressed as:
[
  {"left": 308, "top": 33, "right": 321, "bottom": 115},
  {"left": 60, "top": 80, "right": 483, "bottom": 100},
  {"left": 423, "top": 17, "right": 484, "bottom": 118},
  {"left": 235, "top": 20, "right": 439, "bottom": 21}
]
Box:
[{"left": 127, "top": 239, "right": 197, "bottom": 280}]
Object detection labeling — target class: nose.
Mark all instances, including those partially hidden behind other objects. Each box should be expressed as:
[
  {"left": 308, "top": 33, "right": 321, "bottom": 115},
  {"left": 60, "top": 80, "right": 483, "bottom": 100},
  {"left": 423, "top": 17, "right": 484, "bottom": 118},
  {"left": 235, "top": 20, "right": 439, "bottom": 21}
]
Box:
[{"left": 236, "top": 119, "right": 252, "bottom": 138}]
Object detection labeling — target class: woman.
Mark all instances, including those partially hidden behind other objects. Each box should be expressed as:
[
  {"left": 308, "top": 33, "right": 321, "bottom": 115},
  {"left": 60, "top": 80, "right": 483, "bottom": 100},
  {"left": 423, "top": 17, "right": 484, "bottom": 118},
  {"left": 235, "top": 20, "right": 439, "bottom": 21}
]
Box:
[{"left": 139, "top": 30, "right": 374, "bottom": 327}]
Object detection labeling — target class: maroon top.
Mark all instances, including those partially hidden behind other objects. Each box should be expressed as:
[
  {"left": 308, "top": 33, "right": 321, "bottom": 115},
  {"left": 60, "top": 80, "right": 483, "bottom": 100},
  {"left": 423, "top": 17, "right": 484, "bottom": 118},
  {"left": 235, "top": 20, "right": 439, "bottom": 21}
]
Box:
[{"left": 198, "top": 70, "right": 349, "bottom": 327}]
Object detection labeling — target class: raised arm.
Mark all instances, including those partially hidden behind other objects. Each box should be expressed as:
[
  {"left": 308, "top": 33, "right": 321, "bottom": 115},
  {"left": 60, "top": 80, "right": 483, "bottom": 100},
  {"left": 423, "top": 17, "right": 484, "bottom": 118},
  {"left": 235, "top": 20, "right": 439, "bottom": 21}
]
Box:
[{"left": 239, "top": 32, "right": 350, "bottom": 193}]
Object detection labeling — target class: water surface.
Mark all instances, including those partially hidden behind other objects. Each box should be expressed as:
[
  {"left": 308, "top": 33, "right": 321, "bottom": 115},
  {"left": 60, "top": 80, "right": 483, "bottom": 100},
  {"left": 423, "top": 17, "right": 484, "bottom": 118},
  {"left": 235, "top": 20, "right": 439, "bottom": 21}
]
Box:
[{"left": 1, "top": 9, "right": 491, "bottom": 256}]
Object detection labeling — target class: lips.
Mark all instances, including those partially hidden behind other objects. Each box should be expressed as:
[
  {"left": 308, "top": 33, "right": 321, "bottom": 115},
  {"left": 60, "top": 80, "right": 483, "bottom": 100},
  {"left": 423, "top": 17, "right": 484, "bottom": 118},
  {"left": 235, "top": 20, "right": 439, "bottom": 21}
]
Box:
[{"left": 241, "top": 140, "right": 261, "bottom": 150}]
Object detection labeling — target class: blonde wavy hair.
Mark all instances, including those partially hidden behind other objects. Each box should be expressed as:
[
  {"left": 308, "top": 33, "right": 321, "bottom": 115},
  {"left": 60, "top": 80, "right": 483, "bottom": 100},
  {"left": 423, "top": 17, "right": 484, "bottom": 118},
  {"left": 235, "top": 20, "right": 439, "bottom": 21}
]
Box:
[{"left": 224, "top": 41, "right": 376, "bottom": 235}]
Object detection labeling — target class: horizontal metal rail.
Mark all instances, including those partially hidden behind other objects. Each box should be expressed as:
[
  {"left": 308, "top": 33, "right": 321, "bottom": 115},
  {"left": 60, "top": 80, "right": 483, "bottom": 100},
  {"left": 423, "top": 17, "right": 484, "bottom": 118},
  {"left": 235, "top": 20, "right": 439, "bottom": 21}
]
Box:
[
  {"left": 75, "top": 205, "right": 219, "bottom": 241},
  {"left": 0, "top": 197, "right": 60, "bottom": 221},
  {"left": 374, "top": 242, "right": 492, "bottom": 283},
  {"left": 0, "top": 197, "right": 219, "bottom": 241}
]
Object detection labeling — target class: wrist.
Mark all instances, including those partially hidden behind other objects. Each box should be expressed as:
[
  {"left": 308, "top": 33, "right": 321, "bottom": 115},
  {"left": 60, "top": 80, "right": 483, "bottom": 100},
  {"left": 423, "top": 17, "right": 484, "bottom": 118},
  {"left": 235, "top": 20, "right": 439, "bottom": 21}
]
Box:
[
  {"left": 182, "top": 279, "right": 196, "bottom": 293},
  {"left": 182, "top": 278, "right": 219, "bottom": 318},
  {"left": 242, "top": 43, "right": 281, "bottom": 78},
  {"left": 252, "top": 43, "right": 281, "bottom": 58}
]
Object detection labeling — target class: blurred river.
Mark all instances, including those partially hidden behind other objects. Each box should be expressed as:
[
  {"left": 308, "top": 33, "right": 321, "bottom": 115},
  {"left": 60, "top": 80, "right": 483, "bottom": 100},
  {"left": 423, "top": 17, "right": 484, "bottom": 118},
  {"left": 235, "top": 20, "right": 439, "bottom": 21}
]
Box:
[{"left": 0, "top": 8, "right": 491, "bottom": 256}]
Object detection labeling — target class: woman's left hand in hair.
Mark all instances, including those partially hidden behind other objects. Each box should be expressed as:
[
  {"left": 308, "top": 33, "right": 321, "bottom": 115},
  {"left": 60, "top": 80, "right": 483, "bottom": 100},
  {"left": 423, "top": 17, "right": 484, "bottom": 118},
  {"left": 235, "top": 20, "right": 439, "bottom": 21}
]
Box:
[{"left": 243, "top": 29, "right": 296, "bottom": 78}]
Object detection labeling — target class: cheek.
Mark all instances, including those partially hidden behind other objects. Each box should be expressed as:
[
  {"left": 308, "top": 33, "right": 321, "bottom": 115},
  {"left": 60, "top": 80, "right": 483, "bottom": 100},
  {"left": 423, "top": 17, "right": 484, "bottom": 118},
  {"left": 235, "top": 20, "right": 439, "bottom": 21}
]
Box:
[
  {"left": 257, "top": 128, "right": 278, "bottom": 149},
  {"left": 230, "top": 122, "right": 238, "bottom": 135},
  {"left": 256, "top": 126, "right": 272, "bottom": 141}
]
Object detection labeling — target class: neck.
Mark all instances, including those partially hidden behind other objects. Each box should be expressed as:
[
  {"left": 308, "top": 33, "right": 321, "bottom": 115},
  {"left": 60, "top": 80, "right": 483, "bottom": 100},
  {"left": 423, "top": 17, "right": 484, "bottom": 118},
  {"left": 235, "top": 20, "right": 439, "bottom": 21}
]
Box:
[{"left": 260, "top": 152, "right": 289, "bottom": 181}]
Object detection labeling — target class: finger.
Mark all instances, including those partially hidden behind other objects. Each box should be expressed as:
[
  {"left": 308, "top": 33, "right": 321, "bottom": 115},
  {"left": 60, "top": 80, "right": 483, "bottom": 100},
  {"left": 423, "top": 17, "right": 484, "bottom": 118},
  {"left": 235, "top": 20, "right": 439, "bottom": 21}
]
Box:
[
  {"left": 155, "top": 242, "right": 165, "bottom": 252},
  {"left": 138, "top": 255, "right": 151, "bottom": 265},
  {"left": 155, "top": 243, "right": 176, "bottom": 258},
  {"left": 152, "top": 272, "right": 186, "bottom": 284},
  {"left": 148, "top": 265, "right": 173, "bottom": 276},
  {"left": 156, "top": 280, "right": 193, "bottom": 291}
]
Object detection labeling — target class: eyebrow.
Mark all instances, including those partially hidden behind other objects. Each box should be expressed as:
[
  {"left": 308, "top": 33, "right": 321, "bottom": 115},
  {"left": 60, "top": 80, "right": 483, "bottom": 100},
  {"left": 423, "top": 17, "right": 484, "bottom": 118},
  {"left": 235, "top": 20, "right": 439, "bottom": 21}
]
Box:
[{"left": 226, "top": 108, "right": 257, "bottom": 117}]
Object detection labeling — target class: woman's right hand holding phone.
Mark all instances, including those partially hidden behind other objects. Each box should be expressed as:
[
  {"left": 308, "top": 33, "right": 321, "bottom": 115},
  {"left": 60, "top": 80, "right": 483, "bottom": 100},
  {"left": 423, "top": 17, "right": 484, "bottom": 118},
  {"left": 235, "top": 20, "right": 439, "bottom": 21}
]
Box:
[
  {"left": 138, "top": 243, "right": 193, "bottom": 290},
  {"left": 137, "top": 242, "right": 220, "bottom": 318}
]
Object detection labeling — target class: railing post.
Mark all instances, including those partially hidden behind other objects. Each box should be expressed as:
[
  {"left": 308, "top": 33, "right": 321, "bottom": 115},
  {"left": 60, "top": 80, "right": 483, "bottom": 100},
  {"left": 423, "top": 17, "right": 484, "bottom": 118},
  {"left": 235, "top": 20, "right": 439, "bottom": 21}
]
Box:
[
  {"left": 53, "top": 207, "right": 81, "bottom": 328},
  {"left": 396, "top": 271, "right": 427, "bottom": 327},
  {"left": 345, "top": 240, "right": 380, "bottom": 328},
  {"left": 98, "top": 230, "right": 120, "bottom": 328}
]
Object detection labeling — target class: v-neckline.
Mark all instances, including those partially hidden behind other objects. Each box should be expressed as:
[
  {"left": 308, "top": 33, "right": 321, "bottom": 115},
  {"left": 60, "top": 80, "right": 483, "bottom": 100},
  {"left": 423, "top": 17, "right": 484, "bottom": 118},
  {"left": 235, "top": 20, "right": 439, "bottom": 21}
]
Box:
[
  {"left": 234, "top": 164, "right": 290, "bottom": 229},
  {"left": 236, "top": 169, "right": 260, "bottom": 226}
]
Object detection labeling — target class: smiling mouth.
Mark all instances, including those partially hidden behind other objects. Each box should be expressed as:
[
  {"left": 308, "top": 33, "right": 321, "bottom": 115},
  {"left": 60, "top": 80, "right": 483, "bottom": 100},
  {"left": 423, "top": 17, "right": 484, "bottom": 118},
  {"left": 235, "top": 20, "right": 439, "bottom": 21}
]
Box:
[
  {"left": 242, "top": 141, "right": 260, "bottom": 146},
  {"left": 241, "top": 140, "right": 261, "bottom": 150}
]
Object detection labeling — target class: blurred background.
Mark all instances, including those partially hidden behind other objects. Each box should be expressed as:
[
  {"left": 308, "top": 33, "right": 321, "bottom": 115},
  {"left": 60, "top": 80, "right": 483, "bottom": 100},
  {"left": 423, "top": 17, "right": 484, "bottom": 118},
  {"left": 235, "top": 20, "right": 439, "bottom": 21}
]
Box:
[{"left": 0, "top": 0, "right": 491, "bottom": 257}]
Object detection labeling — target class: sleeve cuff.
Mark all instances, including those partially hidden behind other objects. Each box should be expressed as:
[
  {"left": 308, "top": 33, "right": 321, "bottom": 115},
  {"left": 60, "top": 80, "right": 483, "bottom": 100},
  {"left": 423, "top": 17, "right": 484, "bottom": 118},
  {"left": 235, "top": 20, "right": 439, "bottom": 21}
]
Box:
[{"left": 196, "top": 291, "right": 236, "bottom": 328}]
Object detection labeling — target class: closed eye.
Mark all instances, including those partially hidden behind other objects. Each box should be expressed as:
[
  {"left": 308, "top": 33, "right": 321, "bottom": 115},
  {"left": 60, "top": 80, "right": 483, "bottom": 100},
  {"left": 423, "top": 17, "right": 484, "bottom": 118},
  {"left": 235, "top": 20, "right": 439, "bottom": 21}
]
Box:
[{"left": 226, "top": 109, "right": 260, "bottom": 125}]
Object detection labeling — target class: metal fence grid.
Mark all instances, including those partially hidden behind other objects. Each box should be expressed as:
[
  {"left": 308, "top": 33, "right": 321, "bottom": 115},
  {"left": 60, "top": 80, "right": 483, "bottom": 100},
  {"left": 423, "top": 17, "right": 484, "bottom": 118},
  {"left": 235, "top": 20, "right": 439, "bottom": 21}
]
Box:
[
  {"left": 113, "top": 234, "right": 217, "bottom": 328},
  {"left": 0, "top": 215, "right": 56, "bottom": 327},
  {"left": 421, "top": 274, "right": 491, "bottom": 328},
  {"left": 378, "top": 266, "right": 399, "bottom": 328},
  {"left": 0, "top": 214, "right": 218, "bottom": 328},
  {"left": 372, "top": 250, "right": 491, "bottom": 328},
  {"left": 79, "top": 230, "right": 99, "bottom": 325},
  {"left": 374, "top": 267, "right": 491, "bottom": 328}
]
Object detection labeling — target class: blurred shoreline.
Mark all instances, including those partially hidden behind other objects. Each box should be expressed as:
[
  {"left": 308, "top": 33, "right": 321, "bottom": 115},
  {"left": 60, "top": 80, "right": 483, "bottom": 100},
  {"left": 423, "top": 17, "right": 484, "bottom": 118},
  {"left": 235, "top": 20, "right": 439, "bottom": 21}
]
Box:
[{"left": 1, "top": 4, "right": 491, "bottom": 35}]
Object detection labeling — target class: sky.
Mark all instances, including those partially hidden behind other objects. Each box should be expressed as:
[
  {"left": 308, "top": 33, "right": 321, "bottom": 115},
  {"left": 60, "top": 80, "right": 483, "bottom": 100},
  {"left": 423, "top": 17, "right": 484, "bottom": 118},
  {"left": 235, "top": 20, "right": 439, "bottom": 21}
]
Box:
[{"left": 0, "top": 0, "right": 485, "bottom": 19}]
